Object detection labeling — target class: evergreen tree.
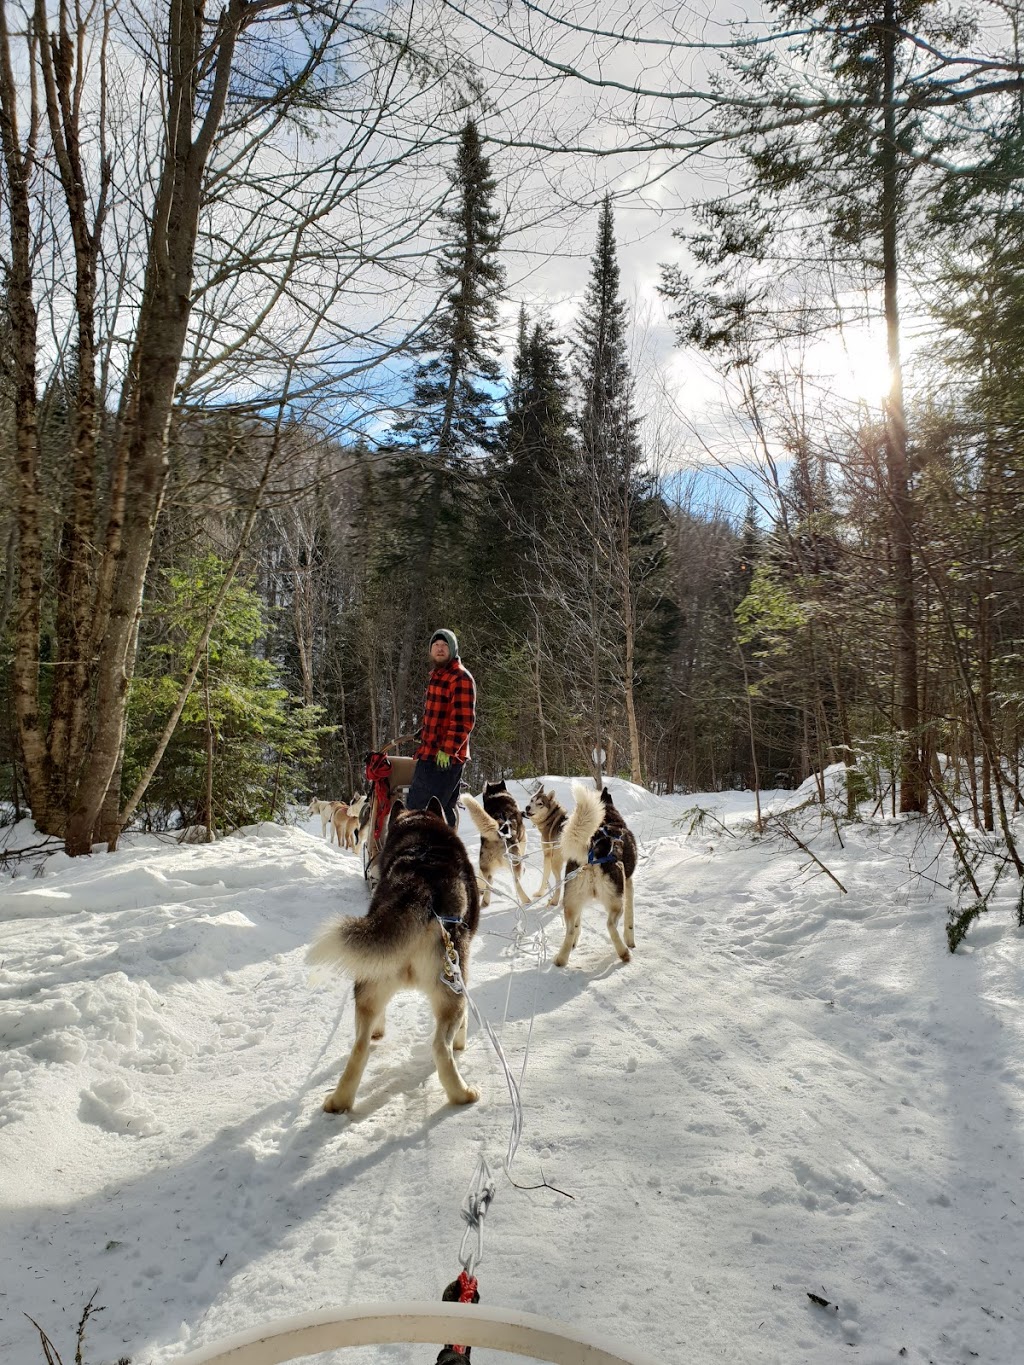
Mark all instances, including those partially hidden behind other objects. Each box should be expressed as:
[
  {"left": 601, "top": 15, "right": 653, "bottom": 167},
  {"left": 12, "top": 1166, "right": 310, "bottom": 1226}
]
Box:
[
  {"left": 398, "top": 119, "right": 505, "bottom": 466},
  {"left": 497, "top": 310, "right": 576, "bottom": 561},
  {"left": 570, "top": 197, "right": 662, "bottom": 784},
  {"left": 474, "top": 308, "right": 579, "bottom": 772},
  {"left": 658, "top": 1, "right": 979, "bottom": 812},
  {"left": 388, "top": 119, "right": 505, "bottom": 724}
]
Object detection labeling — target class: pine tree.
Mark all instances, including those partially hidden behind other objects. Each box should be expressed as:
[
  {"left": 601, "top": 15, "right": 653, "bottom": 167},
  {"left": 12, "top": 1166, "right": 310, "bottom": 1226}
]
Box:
[
  {"left": 389, "top": 118, "right": 506, "bottom": 722},
  {"left": 498, "top": 310, "right": 576, "bottom": 553},
  {"left": 398, "top": 119, "right": 505, "bottom": 467},
  {"left": 474, "top": 308, "right": 578, "bottom": 771},
  {"left": 570, "top": 197, "right": 660, "bottom": 785}
]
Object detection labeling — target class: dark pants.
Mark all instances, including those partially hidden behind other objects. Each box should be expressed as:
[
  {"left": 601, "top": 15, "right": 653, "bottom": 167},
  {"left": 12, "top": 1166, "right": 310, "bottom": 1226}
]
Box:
[{"left": 406, "top": 758, "right": 464, "bottom": 827}]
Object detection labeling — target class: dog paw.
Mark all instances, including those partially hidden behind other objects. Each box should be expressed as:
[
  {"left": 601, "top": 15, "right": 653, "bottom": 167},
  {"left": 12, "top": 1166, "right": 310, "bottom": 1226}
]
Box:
[
  {"left": 618, "top": 948, "right": 631, "bottom": 963},
  {"left": 323, "top": 1093, "right": 353, "bottom": 1114},
  {"left": 553, "top": 954, "right": 569, "bottom": 968},
  {"left": 451, "top": 1086, "right": 480, "bottom": 1105},
  {"left": 625, "top": 933, "right": 635, "bottom": 949}
]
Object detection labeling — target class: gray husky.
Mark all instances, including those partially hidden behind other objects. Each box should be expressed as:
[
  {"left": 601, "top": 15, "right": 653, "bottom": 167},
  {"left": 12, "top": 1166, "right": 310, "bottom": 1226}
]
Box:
[{"left": 307, "top": 798, "right": 481, "bottom": 1112}]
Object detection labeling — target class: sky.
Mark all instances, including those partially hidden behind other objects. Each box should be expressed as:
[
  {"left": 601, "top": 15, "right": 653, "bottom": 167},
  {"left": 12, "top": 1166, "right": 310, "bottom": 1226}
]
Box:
[{"left": 2, "top": 773, "right": 1023, "bottom": 1365}]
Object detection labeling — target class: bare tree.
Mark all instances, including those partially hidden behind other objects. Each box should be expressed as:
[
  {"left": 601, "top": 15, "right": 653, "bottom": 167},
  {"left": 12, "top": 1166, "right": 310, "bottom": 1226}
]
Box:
[{"left": 0, "top": 0, "right": 480, "bottom": 851}]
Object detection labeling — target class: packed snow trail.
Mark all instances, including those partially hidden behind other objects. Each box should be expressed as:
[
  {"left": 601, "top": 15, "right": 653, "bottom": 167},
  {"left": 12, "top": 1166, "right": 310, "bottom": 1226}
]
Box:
[{"left": 2, "top": 779, "right": 1023, "bottom": 1364}]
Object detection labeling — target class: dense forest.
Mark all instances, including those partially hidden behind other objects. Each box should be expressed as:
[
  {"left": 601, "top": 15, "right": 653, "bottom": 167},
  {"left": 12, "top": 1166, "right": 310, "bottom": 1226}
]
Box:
[{"left": 1, "top": 0, "right": 1023, "bottom": 887}]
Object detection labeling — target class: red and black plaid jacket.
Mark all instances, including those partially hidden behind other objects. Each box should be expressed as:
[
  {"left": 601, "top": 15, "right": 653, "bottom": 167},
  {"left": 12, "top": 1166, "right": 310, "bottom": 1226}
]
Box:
[{"left": 415, "top": 659, "right": 476, "bottom": 764}]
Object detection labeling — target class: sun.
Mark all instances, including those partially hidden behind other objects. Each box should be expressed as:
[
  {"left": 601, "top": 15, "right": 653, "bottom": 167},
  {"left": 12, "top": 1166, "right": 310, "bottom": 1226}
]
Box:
[{"left": 815, "top": 328, "right": 895, "bottom": 408}]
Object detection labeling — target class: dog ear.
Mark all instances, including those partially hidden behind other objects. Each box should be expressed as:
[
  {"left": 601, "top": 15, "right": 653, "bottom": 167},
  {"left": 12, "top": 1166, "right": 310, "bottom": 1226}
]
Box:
[
  {"left": 600, "top": 787, "right": 613, "bottom": 805},
  {"left": 426, "top": 796, "right": 446, "bottom": 821},
  {"left": 390, "top": 798, "right": 406, "bottom": 820}
]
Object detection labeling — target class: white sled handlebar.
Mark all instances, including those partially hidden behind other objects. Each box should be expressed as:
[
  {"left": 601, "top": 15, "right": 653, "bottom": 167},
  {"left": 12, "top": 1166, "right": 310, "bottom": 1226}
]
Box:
[{"left": 172, "top": 1301, "right": 662, "bottom": 1365}]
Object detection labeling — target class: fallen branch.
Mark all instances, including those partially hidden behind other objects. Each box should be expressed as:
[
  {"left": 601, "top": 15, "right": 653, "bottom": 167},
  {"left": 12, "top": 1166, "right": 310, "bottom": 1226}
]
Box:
[
  {"left": 767, "top": 816, "right": 847, "bottom": 894},
  {"left": 0, "top": 840, "right": 63, "bottom": 864}
]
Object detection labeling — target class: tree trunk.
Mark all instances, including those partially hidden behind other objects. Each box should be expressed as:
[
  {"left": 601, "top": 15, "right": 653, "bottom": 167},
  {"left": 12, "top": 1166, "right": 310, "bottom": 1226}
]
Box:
[
  {"left": 881, "top": 0, "right": 926, "bottom": 815},
  {"left": 63, "top": 0, "right": 246, "bottom": 854},
  {"left": 0, "top": 4, "right": 52, "bottom": 829}
]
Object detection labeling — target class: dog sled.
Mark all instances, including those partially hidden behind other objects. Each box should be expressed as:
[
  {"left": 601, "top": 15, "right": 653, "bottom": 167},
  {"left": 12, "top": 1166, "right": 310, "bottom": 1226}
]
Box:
[
  {"left": 361, "top": 747, "right": 465, "bottom": 887},
  {"left": 360, "top": 750, "right": 417, "bottom": 887}
]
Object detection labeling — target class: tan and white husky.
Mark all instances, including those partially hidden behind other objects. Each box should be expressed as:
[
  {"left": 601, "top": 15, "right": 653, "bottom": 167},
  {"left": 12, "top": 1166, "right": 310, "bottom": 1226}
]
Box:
[
  {"left": 461, "top": 779, "right": 529, "bottom": 907},
  {"left": 556, "top": 783, "right": 637, "bottom": 968},
  {"left": 524, "top": 786, "right": 568, "bottom": 905},
  {"left": 307, "top": 799, "right": 480, "bottom": 1112}
]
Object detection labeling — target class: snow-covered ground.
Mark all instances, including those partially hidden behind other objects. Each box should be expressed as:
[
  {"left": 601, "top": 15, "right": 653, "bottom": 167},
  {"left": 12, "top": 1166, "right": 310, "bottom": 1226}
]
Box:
[{"left": 2, "top": 778, "right": 1023, "bottom": 1365}]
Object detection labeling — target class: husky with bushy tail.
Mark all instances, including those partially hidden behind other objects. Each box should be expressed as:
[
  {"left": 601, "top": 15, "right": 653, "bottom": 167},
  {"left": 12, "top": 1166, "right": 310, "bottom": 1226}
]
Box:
[
  {"left": 556, "top": 782, "right": 637, "bottom": 968},
  {"left": 461, "top": 780, "right": 529, "bottom": 907},
  {"left": 307, "top": 798, "right": 480, "bottom": 1112}
]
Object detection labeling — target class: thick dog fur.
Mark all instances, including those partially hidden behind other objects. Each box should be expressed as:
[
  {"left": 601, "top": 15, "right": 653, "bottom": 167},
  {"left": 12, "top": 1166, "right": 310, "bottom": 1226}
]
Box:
[
  {"left": 556, "top": 783, "right": 637, "bottom": 968},
  {"left": 461, "top": 780, "right": 529, "bottom": 907},
  {"left": 524, "top": 786, "right": 568, "bottom": 905},
  {"left": 306, "top": 799, "right": 481, "bottom": 1112},
  {"left": 307, "top": 797, "right": 336, "bottom": 839},
  {"left": 330, "top": 793, "right": 367, "bottom": 851}
]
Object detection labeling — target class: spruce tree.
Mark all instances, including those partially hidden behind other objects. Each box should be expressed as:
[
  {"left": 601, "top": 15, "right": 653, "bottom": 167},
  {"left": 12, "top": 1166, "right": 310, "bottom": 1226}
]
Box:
[
  {"left": 498, "top": 310, "right": 576, "bottom": 554},
  {"left": 389, "top": 118, "right": 505, "bottom": 722},
  {"left": 570, "top": 197, "right": 661, "bottom": 785},
  {"left": 399, "top": 118, "right": 505, "bottom": 467},
  {"left": 472, "top": 308, "right": 579, "bottom": 772}
]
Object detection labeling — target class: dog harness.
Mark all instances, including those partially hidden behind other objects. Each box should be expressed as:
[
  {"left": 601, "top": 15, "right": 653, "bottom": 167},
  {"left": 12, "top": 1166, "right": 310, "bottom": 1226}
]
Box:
[{"left": 588, "top": 826, "right": 620, "bottom": 866}]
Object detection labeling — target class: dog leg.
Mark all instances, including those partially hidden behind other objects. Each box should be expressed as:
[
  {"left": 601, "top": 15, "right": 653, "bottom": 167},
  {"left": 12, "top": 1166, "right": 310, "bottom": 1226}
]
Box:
[
  {"left": 533, "top": 851, "right": 551, "bottom": 901},
  {"left": 623, "top": 876, "right": 635, "bottom": 949},
  {"left": 554, "top": 880, "right": 584, "bottom": 967},
  {"left": 605, "top": 896, "right": 631, "bottom": 963},
  {"left": 454, "top": 1009, "right": 468, "bottom": 1051},
  {"left": 510, "top": 851, "right": 529, "bottom": 906},
  {"left": 537, "top": 846, "right": 554, "bottom": 900},
  {"left": 432, "top": 996, "right": 478, "bottom": 1104},
  {"left": 478, "top": 869, "right": 492, "bottom": 907},
  {"left": 548, "top": 854, "right": 564, "bottom": 907},
  {"left": 324, "top": 980, "right": 387, "bottom": 1113}
]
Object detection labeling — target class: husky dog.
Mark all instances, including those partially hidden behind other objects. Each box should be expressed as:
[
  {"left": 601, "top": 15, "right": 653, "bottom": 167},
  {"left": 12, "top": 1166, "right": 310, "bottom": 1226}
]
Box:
[
  {"left": 330, "top": 793, "right": 367, "bottom": 851},
  {"left": 307, "top": 798, "right": 481, "bottom": 1112},
  {"left": 556, "top": 783, "right": 637, "bottom": 968},
  {"left": 461, "top": 779, "right": 529, "bottom": 907},
  {"left": 347, "top": 793, "right": 368, "bottom": 850},
  {"left": 524, "top": 786, "right": 568, "bottom": 905},
  {"left": 307, "top": 797, "right": 337, "bottom": 840}
]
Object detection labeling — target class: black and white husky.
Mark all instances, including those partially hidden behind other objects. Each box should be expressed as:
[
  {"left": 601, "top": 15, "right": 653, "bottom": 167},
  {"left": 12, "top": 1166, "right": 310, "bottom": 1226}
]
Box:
[
  {"left": 307, "top": 798, "right": 481, "bottom": 1112},
  {"left": 461, "top": 779, "right": 529, "bottom": 907},
  {"left": 556, "top": 783, "right": 637, "bottom": 968}
]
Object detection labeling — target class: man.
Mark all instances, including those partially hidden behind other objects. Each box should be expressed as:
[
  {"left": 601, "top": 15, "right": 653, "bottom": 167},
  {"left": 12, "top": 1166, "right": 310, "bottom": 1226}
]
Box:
[{"left": 406, "top": 629, "right": 476, "bottom": 827}]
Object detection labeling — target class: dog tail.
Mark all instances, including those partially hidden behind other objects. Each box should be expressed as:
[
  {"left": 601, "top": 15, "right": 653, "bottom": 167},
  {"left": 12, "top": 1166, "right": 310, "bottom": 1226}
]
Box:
[
  {"left": 561, "top": 782, "right": 604, "bottom": 864},
  {"left": 307, "top": 912, "right": 423, "bottom": 982},
  {"left": 460, "top": 794, "right": 501, "bottom": 838}
]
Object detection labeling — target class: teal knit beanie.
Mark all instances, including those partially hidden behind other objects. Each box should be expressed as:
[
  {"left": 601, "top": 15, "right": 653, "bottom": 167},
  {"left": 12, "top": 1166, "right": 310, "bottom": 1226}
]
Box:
[{"left": 429, "top": 629, "right": 459, "bottom": 658}]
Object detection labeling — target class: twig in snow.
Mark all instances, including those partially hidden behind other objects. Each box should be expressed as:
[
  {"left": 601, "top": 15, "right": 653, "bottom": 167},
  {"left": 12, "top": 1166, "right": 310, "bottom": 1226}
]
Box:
[
  {"left": 504, "top": 1168, "right": 574, "bottom": 1200},
  {"left": 766, "top": 816, "right": 847, "bottom": 894},
  {"left": 807, "top": 1292, "right": 839, "bottom": 1311}
]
